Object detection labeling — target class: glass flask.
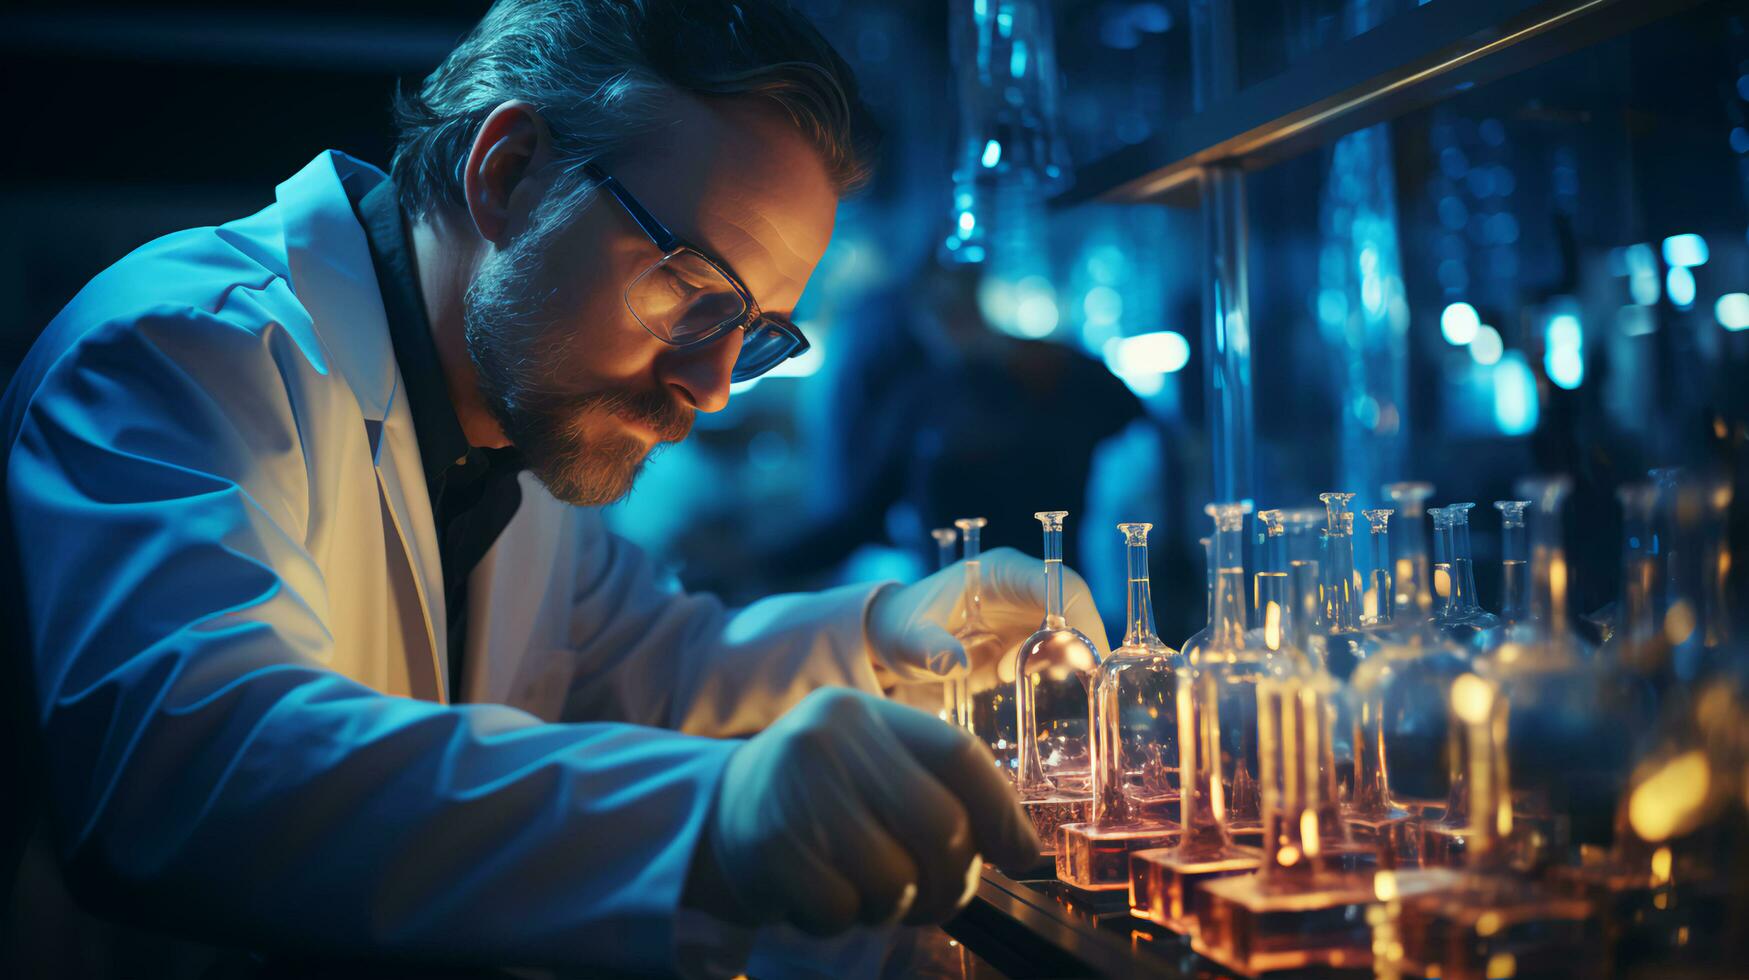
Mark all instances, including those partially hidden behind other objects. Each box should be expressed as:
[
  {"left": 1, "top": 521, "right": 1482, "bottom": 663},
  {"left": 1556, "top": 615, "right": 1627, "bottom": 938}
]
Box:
[
  {"left": 1012, "top": 511, "right": 1099, "bottom": 854},
  {"left": 950, "top": 517, "right": 1015, "bottom": 776},
  {"left": 931, "top": 527, "right": 959, "bottom": 725},
  {"left": 1341, "top": 508, "right": 1422, "bottom": 865},
  {"left": 1354, "top": 508, "right": 1473, "bottom": 826},
  {"left": 1484, "top": 477, "right": 1623, "bottom": 857},
  {"left": 1310, "top": 492, "right": 1380, "bottom": 682},
  {"left": 1194, "top": 672, "right": 1416, "bottom": 975},
  {"left": 1493, "top": 500, "right": 1531, "bottom": 633},
  {"left": 1552, "top": 474, "right": 1742, "bottom": 974},
  {"left": 1385, "top": 481, "right": 1438, "bottom": 624},
  {"left": 1431, "top": 503, "right": 1504, "bottom": 652},
  {"left": 1397, "top": 674, "right": 1602, "bottom": 980},
  {"left": 1057, "top": 522, "right": 1183, "bottom": 890},
  {"left": 1127, "top": 503, "right": 1272, "bottom": 934}
]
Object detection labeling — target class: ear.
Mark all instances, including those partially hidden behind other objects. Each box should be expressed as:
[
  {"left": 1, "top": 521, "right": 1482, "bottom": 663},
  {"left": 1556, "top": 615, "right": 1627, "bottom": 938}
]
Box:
[{"left": 461, "top": 100, "right": 556, "bottom": 246}]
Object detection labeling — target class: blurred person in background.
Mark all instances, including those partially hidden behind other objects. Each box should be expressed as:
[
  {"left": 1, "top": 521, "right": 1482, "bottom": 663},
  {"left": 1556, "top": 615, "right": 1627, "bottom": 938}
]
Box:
[
  {"left": 0, "top": 1, "right": 1113, "bottom": 976},
  {"left": 754, "top": 261, "right": 1145, "bottom": 587}
]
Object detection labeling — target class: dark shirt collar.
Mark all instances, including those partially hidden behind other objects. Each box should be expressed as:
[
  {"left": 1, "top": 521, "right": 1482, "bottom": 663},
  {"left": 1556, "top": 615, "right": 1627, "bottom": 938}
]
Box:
[{"left": 350, "top": 179, "right": 481, "bottom": 502}]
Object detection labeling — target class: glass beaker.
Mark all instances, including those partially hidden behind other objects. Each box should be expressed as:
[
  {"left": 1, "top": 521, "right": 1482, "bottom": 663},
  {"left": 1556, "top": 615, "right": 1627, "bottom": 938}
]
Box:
[
  {"left": 1012, "top": 511, "right": 1100, "bottom": 853},
  {"left": 1057, "top": 522, "right": 1183, "bottom": 890},
  {"left": 1127, "top": 502, "right": 1277, "bottom": 934}
]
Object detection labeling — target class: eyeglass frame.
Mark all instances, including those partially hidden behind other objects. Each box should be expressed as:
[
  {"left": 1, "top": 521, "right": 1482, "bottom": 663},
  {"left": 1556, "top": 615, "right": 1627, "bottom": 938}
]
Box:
[{"left": 580, "top": 161, "right": 810, "bottom": 380}]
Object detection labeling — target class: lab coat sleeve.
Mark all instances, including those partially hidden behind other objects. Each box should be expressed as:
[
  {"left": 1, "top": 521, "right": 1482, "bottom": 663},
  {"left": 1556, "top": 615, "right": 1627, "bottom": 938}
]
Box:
[
  {"left": 560, "top": 510, "right": 891, "bottom": 737},
  {"left": 6, "top": 307, "right": 741, "bottom": 975}
]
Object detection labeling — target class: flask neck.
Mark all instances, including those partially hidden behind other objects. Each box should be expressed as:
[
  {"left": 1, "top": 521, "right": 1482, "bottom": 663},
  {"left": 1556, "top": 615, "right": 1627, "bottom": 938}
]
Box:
[
  {"left": 1042, "top": 524, "right": 1067, "bottom": 628},
  {"left": 961, "top": 527, "right": 989, "bottom": 629},
  {"left": 1399, "top": 510, "right": 1434, "bottom": 617},
  {"left": 1211, "top": 522, "right": 1249, "bottom": 647},
  {"left": 1449, "top": 517, "right": 1481, "bottom": 614},
  {"left": 1500, "top": 520, "right": 1531, "bottom": 625},
  {"left": 1369, "top": 526, "right": 1394, "bottom": 627},
  {"left": 1123, "top": 539, "right": 1158, "bottom": 647},
  {"left": 1326, "top": 528, "right": 1361, "bottom": 632},
  {"left": 1528, "top": 511, "right": 1571, "bottom": 647}
]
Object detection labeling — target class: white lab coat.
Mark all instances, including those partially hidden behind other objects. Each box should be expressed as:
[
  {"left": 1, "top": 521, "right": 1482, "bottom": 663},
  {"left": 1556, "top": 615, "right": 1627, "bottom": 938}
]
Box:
[{"left": 1, "top": 150, "right": 888, "bottom": 978}]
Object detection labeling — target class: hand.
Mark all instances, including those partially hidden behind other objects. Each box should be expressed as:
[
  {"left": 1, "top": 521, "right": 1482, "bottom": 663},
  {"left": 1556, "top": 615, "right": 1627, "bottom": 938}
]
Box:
[
  {"left": 866, "top": 547, "right": 1110, "bottom": 689},
  {"left": 685, "top": 688, "right": 1042, "bottom": 935}
]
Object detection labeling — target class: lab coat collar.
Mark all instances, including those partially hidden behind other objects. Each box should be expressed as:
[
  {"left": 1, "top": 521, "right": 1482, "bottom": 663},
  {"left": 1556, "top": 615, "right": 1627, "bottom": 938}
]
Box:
[{"left": 276, "top": 150, "right": 450, "bottom": 699}]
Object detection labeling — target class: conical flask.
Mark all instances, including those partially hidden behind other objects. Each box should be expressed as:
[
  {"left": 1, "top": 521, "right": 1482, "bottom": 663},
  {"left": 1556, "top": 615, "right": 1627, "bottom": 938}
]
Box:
[{"left": 1057, "top": 522, "right": 1183, "bottom": 890}]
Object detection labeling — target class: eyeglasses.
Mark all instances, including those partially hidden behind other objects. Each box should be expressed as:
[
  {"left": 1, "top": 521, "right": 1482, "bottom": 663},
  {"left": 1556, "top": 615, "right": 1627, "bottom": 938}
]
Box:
[{"left": 582, "top": 162, "right": 810, "bottom": 383}]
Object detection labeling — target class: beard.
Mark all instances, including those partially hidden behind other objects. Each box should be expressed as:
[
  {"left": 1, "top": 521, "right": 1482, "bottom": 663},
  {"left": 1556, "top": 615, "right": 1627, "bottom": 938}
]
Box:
[{"left": 462, "top": 195, "right": 693, "bottom": 506}]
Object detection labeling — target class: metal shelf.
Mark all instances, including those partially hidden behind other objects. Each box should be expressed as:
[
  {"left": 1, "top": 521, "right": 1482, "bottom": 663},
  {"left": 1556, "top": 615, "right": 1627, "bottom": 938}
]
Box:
[{"left": 1053, "top": 0, "right": 1707, "bottom": 208}]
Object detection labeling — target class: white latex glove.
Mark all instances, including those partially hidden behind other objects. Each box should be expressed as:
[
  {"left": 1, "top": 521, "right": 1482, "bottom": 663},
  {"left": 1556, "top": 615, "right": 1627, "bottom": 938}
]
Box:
[
  {"left": 685, "top": 688, "right": 1042, "bottom": 935},
  {"left": 866, "top": 546, "right": 1110, "bottom": 690}
]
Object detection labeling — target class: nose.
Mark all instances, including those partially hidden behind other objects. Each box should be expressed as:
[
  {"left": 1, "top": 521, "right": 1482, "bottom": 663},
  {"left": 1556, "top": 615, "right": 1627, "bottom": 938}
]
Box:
[{"left": 656, "top": 327, "right": 743, "bottom": 413}]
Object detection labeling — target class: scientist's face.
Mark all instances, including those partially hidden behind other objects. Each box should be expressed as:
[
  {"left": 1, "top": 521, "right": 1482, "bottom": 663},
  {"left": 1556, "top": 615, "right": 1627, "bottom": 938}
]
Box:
[{"left": 463, "top": 97, "right": 837, "bottom": 506}]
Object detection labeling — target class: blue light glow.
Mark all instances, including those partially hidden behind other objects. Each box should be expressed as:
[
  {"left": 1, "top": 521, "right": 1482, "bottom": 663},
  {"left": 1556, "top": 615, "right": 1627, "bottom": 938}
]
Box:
[
  {"left": 1104, "top": 331, "right": 1190, "bottom": 398},
  {"left": 957, "top": 211, "right": 976, "bottom": 235},
  {"left": 1470, "top": 324, "right": 1503, "bottom": 365},
  {"left": 981, "top": 139, "right": 1002, "bottom": 168},
  {"left": 1441, "top": 301, "right": 1480, "bottom": 345},
  {"left": 1667, "top": 266, "right": 1697, "bottom": 309},
  {"left": 1547, "top": 313, "right": 1581, "bottom": 350},
  {"left": 1663, "top": 234, "right": 1709, "bottom": 268},
  {"left": 1546, "top": 344, "right": 1584, "bottom": 390},
  {"left": 1716, "top": 292, "right": 1749, "bottom": 330},
  {"left": 1494, "top": 352, "right": 1539, "bottom": 435},
  {"left": 1013, "top": 276, "right": 1059, "bottom": 338}
]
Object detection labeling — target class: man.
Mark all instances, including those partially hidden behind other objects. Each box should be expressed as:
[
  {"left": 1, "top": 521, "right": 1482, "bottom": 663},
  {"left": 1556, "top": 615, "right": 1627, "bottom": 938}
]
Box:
[{"left": 0, "top": 1, "right": 1109, "bottom": 977}]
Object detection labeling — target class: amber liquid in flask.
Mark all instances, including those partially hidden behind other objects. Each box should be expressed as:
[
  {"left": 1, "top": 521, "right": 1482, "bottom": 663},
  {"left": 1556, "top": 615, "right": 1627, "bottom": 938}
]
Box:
[{"left": 1194, "top": 673, "right": 1435, "bottom": 975}]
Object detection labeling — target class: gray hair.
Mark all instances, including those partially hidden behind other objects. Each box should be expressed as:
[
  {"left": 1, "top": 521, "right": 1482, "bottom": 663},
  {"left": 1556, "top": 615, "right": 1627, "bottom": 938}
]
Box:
[{"left": 390, "top": 0, "right": 877, "bottom": 222}]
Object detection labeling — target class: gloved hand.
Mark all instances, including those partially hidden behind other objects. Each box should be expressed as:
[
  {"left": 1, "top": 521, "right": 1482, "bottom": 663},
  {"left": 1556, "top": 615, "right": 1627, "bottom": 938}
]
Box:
[
  {"left": 866, "top": 546, "right": 1110, "bottom": 690},
  {"left": 684, "top": 688, "right": 1042, "bottom": 935}
]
